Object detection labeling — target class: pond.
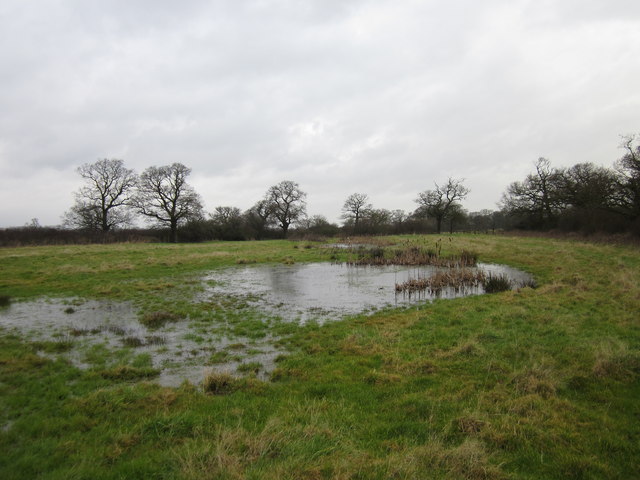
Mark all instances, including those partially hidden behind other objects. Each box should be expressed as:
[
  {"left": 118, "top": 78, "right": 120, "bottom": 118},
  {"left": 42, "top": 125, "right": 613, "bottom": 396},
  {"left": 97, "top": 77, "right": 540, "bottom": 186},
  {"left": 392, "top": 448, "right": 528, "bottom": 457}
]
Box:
[{"left": 204, "top": 262, "right": 534, "bottom": 323}]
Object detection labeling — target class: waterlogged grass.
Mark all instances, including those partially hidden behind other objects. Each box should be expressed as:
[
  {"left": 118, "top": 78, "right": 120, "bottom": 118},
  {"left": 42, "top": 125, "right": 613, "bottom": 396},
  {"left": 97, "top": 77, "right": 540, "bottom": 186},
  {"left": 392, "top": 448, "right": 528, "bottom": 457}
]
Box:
[{"left": 0, "top": 235, "right": 639, "bottom": 478}]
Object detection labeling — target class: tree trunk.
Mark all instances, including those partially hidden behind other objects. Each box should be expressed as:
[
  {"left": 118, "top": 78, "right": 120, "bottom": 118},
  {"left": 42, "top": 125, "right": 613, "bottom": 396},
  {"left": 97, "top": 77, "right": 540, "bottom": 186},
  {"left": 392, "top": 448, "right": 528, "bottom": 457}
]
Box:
[{"left": 170, "top": 220, "right": 178, "bottom": 243}]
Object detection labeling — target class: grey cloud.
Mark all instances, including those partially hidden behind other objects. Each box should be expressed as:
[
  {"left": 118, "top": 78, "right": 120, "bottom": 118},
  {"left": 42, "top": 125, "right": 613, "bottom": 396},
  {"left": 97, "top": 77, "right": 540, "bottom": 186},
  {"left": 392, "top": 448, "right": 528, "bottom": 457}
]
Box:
[{"left": 1, "top": 0, "right": 639, "bottom": 226}]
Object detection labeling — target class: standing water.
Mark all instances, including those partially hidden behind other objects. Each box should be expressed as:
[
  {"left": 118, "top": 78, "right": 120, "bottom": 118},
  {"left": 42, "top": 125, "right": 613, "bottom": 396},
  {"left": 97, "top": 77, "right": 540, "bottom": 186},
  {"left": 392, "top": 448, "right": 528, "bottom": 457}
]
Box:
[{"left": 204, "top": 262, "right": 534, "bottom": 323}]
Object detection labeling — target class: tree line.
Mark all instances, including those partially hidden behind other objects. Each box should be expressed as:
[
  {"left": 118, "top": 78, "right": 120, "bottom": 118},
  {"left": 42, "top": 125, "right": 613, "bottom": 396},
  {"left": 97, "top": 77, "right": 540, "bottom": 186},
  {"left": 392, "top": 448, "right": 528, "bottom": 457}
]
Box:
[
  {"left": 60, "top": 157, "right": 475, "bottom": 242},
  {"left": 500, "top": 134, "right": 640, "bottom": 234},
  {"left": 3, "top": 133, "right": 638, "bottom": 245},
  {"left": 60, "top": 160, "right": 318, "bottom": 242}
]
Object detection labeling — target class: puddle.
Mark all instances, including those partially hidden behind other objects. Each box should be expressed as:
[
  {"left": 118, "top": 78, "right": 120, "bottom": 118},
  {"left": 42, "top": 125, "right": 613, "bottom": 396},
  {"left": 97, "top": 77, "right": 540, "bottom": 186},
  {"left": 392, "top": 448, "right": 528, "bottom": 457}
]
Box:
[
  {"left": 0, "top": 298, "right": 282, "bottom": 387},
  {"left": 204, "top": 262, "right": 534, "bottom": 323}
]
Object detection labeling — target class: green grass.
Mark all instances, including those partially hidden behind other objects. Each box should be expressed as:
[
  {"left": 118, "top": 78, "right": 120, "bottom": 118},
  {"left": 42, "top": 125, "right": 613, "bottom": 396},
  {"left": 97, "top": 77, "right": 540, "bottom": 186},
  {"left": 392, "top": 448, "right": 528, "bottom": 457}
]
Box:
[{"left": 0, "top": 235, "right": 639, "bottom": 478}]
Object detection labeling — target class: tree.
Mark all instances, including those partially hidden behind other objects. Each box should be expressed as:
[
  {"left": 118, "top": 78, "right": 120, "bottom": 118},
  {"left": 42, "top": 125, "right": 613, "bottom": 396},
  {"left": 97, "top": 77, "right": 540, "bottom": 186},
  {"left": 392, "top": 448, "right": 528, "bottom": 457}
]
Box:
[
  {"left": 446, "top": 205, "right": 468, "bottom": 234},
  {"left": 389, "top": 209, "right": 408, "bottom": 233},
  {"left": 615, "top": 133, "right": 640, "bottom": 220},
  {"left": 415, "top": 178, "right": 470, "bottom": 234},
  {"left": 341, "top": 193, "right": 372, "bottom": 232},
  {"left": 499, "top": 158, "right": 563, "bottom": 229},
  {"left": 243, "top": 200, "right": 274, "bottom": 240},
  {"left": 558, "top": 163, "right": 618, "bottom": 210},
  {"left": 265, "top": 180, "right": 307, "bottom": 237},
  {"left": 468, "top": 209, "right": 502, "bottom": 233},
  {"left": 64, "top": 158, "right": 136, "bottom": 231},
  {"left": 366, "top": 208, "right": 392, "bottom": 234},
  {"left": 133, "top": 163, "right": 203, "bottom": 243},
  {"left": 210, "top": 206, "right": 244, "bottom": 240}
]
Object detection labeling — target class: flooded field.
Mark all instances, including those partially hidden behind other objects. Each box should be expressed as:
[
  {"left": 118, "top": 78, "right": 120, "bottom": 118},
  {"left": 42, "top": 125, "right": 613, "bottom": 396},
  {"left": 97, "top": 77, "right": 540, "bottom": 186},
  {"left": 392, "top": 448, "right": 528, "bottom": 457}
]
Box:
[
  {"left": 0, "top": 298, "right": 282, "bottom": 386},
  {"left": 0, "top": 262, "right": 533, "bottom": 386},
  {"left": 204, "top": 262, "right": 534, "bottom": 323}
]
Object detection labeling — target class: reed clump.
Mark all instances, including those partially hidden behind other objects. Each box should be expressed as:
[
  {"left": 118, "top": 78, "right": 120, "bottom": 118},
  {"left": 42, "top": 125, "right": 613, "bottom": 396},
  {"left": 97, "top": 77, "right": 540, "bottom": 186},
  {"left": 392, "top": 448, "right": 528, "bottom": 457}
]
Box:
[
  {"left": 122, "top": 336, "right": 145, "bottom": 348},
  {"left": 348, "top": 245, "right": 479, "bottom": 267},
  {"left": 482, "top": 274, "right": 512, "bottom": 293},
  {"left": 396, "top": 268, "right": 486, "bottom": 294},
  {"left": 0, "top": 295, "right": 11, "bottom": 307}
]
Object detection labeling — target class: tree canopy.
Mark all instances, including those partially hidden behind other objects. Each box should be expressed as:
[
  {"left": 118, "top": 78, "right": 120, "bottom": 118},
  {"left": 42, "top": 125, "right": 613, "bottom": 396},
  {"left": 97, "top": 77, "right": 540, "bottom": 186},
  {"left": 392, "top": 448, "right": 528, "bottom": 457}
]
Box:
[
  {"left": 64, "top": 158, "right": 136, "bottom": 232},
  {"left": 133, "top": 163, "right": 203, "bottom": 243}
]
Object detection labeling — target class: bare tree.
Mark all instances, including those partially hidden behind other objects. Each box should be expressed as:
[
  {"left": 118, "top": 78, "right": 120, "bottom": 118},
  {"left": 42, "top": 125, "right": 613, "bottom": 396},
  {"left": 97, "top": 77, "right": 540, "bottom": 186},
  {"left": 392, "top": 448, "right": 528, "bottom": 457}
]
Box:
[
  {"left": 415, "top": 178, "right": 470, "bottom": 233},
  {"left": 558, "top": 163, "right": 618, "bottom": 210},
  {"left": 64, "top": 158, "right": 136, "bottom": 231},
  {"left": 133, "top": 163, "right": 203, "bottom": 243},
  {"left": 615, "top": 133, "right": 640, "bottom": 220},
  {"left": 265, "top": 180, "right": 307, "bottom": 237},
  {"left": 341, "top": 193, "right": 372, "bottom": 232},
  {"left": 243, "top": 200, "right": 274, "bottom": 240},
  {"left": 500, "top": 158, "right": 563, "bottom": 229}
]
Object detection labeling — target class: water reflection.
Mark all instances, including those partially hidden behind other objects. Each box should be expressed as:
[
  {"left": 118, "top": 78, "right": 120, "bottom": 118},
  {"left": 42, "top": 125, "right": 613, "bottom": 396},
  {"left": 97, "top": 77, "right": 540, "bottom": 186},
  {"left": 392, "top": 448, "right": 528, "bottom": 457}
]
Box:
[{"left": 205, "top": 262, "right": 534, "bottom": 323}]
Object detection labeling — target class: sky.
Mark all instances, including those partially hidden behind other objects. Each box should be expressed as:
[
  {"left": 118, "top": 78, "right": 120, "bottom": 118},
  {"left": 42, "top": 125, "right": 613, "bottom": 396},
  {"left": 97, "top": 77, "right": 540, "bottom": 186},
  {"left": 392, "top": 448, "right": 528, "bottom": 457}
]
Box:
[{"left": 1, "top": 0, "right": 639, "bottom": 227}]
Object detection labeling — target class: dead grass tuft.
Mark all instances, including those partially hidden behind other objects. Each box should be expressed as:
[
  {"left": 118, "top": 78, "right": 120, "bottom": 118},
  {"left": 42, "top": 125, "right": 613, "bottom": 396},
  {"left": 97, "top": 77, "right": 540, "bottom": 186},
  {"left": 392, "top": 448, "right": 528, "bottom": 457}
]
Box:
[
  {"left": 509, "top": 363, "right": 558, "bottom": 398},
  {"left": 457, "top": 416, "right": 487, "bottom": 435},
  {"left": 592, "top": 340, "right": 640, "bottom": 380},
  {"left": 178, "top": 419, "right": 287, "bottom": 480},
  {"left": 364, "top": 370, "right": 403, "bottom": 386},
  {"left": 139, "top": 310, "right": 180, "bottom": 328},
  {"left": 339, "top": 333, "right": 384, "bottom": 356},
  {"left": 443, "top": 439, "right": 506, "bottom": 480},
  {"left": 202, "top": 371, "right": 237, "bottom": 395},
  {"left": 98, "top": 365, "right": 160, "bottom": 380},
  {"left": 438, "top": 340, "right": 484, "bottom": 359}
]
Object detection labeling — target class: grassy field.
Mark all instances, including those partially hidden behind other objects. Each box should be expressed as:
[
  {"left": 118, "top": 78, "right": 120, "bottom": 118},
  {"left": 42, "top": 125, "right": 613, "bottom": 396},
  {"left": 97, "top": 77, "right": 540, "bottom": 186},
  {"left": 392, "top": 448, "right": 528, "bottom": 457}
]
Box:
[{"left": 0, "top": 235, "right": 638, "bottom": 479}]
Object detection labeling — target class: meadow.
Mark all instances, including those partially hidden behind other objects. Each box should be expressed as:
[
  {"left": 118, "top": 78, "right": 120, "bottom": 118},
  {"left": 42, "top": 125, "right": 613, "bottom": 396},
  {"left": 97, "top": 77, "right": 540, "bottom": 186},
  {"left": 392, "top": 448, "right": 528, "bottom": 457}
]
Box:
[{"left": 0, "top": 234, "right": 638, "bottom": 479}]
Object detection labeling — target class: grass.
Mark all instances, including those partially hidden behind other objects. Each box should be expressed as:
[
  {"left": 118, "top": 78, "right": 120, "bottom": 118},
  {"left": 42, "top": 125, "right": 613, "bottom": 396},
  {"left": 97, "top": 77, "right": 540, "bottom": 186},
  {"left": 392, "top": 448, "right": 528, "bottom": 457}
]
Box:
[{"left": 0, "top": 235, "right": 639, "bottom": 478}]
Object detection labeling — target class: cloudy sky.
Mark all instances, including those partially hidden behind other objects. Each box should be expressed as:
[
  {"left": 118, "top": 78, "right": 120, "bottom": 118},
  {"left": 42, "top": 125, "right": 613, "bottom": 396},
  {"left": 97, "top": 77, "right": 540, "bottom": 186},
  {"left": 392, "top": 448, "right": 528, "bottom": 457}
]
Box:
[{"left": 1, "top": 0, "right": 639, "bottom": 227}]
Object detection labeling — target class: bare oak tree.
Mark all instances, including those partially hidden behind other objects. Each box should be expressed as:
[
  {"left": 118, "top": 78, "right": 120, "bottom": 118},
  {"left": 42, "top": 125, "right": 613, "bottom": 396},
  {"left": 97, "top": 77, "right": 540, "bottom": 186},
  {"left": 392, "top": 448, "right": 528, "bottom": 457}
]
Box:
[
  {"left": 64, "top": 158, "right": 136, "bottom": 231},
  {"left": 265, "top": 180, "right": 307, "bottom": 237},
  {"left": 499, "top": 158, "right": 563, "bottom": 229},
  {"left": 415, "top": 178, "right": 470, "bottom": 234},
  {"left": 133, "top": 163, "right": 203, "bottom": 243},
  {"left": 341, "top": 193, "right": 372, "bottom": 232}
]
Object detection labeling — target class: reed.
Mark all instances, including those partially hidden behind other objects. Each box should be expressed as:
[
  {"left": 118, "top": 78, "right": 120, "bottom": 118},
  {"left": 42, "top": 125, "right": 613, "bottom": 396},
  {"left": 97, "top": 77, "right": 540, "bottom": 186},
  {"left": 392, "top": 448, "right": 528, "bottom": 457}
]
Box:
[
  {"left": 395, "top": 268, "right": 486, "bottom": 294},
  {"left": 347, "top": 245, "right": 478, "bottom": 267},
  {"left": 482, "top": 274, "right": 512, "bottom": 293}
]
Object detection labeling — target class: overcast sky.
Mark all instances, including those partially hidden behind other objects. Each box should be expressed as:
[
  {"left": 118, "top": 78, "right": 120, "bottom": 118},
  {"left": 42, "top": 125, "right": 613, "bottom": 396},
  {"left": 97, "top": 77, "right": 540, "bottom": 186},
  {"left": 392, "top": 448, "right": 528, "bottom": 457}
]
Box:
[{"left": 1, "top": 0, "right": 639, "bottom": 227}]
